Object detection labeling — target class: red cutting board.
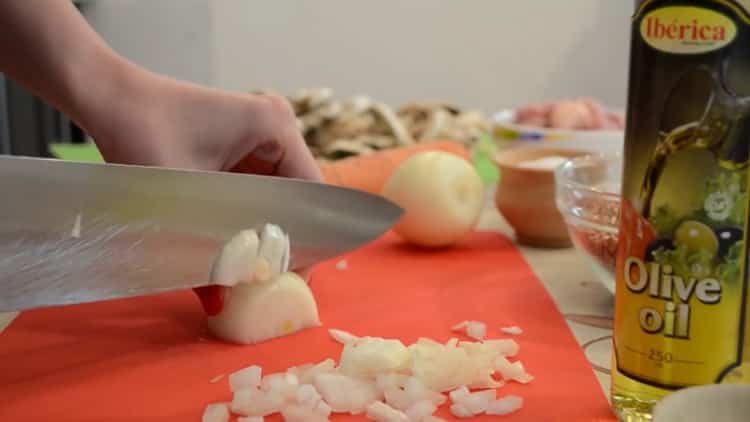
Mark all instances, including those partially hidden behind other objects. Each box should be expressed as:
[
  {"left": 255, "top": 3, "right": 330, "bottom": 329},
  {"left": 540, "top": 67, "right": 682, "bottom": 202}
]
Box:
[{"left": 0, "top": 231, "right": 615, "bottom": 422}]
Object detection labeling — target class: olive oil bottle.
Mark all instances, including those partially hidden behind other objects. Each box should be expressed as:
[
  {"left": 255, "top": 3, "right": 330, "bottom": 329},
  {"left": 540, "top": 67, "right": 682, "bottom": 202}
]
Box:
[{"left": 614, "top": 1, "right": 750, "bottom": 420}]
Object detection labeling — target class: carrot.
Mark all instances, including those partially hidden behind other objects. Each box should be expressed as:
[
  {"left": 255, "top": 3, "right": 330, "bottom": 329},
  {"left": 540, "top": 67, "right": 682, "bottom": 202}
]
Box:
[{"left": 319, "top": 141, "right": 470, "bottom": 195}]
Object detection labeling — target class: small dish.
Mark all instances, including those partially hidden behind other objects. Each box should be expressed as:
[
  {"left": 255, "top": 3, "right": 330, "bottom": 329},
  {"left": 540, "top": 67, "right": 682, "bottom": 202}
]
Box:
[
  {"left": 555, "top": 153, "right": 621, "bottom": 294},
  {"left": 494, "top": 147, "right": 590, "bottom": 248},
  {"left": 652, "top": 384, "right": 750, "bottom": 422}
]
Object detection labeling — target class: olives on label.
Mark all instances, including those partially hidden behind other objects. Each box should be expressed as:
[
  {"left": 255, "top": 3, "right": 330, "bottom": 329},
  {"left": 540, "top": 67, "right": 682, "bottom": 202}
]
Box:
[
  {"left": 673, "top": 220, "right": 719, "bottom": 258},
  {"left": 714, "top": 226, "right": 743, "bottom": 257},
  {"left": 645, "top": 238, "right": 675, "bottom": 261}
]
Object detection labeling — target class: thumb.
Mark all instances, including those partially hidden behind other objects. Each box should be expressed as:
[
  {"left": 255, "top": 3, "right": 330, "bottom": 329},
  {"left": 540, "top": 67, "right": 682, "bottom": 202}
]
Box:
[{"left": 193, "top": 285, "right": 227, "bottom": 316}]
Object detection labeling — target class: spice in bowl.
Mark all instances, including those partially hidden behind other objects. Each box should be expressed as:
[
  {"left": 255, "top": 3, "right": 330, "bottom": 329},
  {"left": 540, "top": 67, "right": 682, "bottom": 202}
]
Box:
[
  {"left": 567, "top": 196, "right": 620, "bottom": 281},
  {"left": 555, "top": 154, "right": 622, "bottom": 293}
]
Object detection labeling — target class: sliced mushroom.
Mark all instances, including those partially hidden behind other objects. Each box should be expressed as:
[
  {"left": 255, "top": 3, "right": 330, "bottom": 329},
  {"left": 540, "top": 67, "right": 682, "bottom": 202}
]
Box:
[
  {"left": 322, "top": 139, "right": 376, "bottom": 159},
  {"left": 371, "top": 102, "right": 414, "bottom": 146},
  {"left": 342, "top": 95, "right": 374, "bottom": 114},
  {"left": 420, "top": 108, "right": 451, "bottom": 141},
  {"left": 356, "top": 134, "right": 396, "bottom": 149}
]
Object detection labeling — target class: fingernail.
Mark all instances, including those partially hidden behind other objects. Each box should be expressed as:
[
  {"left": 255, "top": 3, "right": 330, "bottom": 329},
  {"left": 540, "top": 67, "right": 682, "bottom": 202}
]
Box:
[
  {"left": 252, "top": 140, "right": 283, "bottom": 162},
  {"left": 230, "top": 141, "right": 284, "bottom": 175}
]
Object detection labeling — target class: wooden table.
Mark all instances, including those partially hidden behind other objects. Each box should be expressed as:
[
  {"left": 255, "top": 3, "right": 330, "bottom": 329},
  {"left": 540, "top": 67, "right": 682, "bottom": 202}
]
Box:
[{"left": 0, "top": 203, "right": 615, "bottom": 398}]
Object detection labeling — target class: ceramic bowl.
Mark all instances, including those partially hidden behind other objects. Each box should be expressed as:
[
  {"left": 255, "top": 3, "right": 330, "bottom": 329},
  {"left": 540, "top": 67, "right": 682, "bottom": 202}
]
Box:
[
  {"left": 652, "top": 384, "right": 750, "bottom": 422},
  {"left": 494, "top": 147, "right": 591, "bottom": 248},
  {"left": 491, "top": 108, "right": 624, "bottom": 157}
]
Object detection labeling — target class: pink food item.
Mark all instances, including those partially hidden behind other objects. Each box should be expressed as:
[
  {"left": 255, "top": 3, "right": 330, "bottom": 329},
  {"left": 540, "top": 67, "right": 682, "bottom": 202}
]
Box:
[
  {"left": 604, "top": 111, "right": 625, "bottom": 129},
  {"left": 579, "top": 97, "right": 607, "bottom": 130},
  {"left": 548, "top": 100, "right": 592, "bottom": 129},
  {"left": 514, "top": 101, "right": 554, "bottom": 126},
  {"left": 513, "top": 97, "right": 625, "bottom": 130}
]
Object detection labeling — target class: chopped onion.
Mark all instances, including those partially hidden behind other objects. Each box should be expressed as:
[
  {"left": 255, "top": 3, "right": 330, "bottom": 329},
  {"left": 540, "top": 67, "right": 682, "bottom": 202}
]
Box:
[
  {"left": 202, "top": 403, "right": 230, "bottom": 422},
  {"left": 297, "top": 359, "right": 336, "bottom": 385},
  {"left": 451, "top": 320, "right": 487, "bottom": 341},
  {"left": 466, "top": 321, "right": 487, "bottom": 341},
  {"left": 375, "top": 373, "right": 409, "bottom": 393},
  {"left": 458, "top": 342, "right": 504, "bottom": 389},
  {"left": 328, "top": 328, "right": 359, "bottom": 345},
  {"left": 451, "top": 321, "right": 468, "bottom": 332},
  {"left": 314, "top": 400, "right": 332, "bottom": 418},
  {"left": 209, "top": 374, "right": 225, "bottom": 384},
  {"left": 280, "top": 403, "right": 328, "bottom": 422},
  {"left": 444, "top": 338, "right": 459, "bottom": 348},
  {"left": 287, "top": 363, "right": 313, "bottom": 379},
  {"left": 260, "top": 372, "right": 299, "bottom": 399},
  {"left": 416, "top": 337, "right": 443, "bottom": 347},
  {"left": 486, "top": 395, "right": 524, "bottom": 416},
  {"left": 231, "top": 389, "right": 283, "bottom": 417},
  {"left": 313, "top": 372, "right": 380, "bottom": 414},
  {"left": 482, "top": 339, "right": 520, "bottom": 357},
  {"left": 294, "top": 384, "right": 322, "bottom": 407},
  {"left": 405, "top": 399, "right": 437, "bottom": 421},
  {"left": 383, "top": 387, "right": 412, "bottom": 411},
  {"left": 500, "top": 326, "right": 523, "bottom": 335},
  {"left": 448, "top": 386, "right": 470, "bottom": 403},
  {"left": 365, "top": 401, "right": 409, "bottom": 422},
  {"left": 468, "top": 376, "right": 504, "bottom": 390},
  {"left": 409, "top": 342, "right": 474, "bottom": 392},
  {"left": 402, "top": 377, "right": 445, "bottom": 406},
  {"left": 449, "top": 403, "right": 473, "bottom": 418},
  {"left": 205, "top": 321, "right": 531, "bottom": 421},
  {"left": 229, "top": 365, "right": 262, "bottom": 392},
  {"left": 340, "top": 337, "right": 411, "bottom": 378},
  {"left": 459, "top": 390, "right": 496, "bottom": 415},
  {"left": 237, "top": 416, "right": 264, "bottom": 422},
  {"left": 495, "top": 357, "right": 534, "bottom": 384}
]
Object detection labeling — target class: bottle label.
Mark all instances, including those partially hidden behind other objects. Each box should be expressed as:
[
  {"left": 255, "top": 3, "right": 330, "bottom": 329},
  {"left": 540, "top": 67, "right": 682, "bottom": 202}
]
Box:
[{"left": 615, "top": 0, "right": 750, "bottom": 389}]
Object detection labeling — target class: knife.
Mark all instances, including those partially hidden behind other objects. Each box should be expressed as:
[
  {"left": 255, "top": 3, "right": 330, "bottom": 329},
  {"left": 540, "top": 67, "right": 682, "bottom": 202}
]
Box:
[{"left": 0, "top": 155, "right": 403, "bottom": 312}]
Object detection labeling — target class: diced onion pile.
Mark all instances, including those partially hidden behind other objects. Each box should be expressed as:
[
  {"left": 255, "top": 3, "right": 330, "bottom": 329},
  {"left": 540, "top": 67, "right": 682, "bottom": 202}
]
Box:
[{"left": 203, "top": 323, "right": 530, "bottom": 421}]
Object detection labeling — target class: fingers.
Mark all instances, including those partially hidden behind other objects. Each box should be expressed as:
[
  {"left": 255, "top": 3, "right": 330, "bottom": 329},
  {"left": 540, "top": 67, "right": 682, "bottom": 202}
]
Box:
[
  {"left": 276, "top": 128, "right": 324, "bottom": 182},
  {"left": 254, "top": 93, "right": 324, "bottom": 183},
  {"left": 229, "top": 140, "right": 284, "bottom": 176}
]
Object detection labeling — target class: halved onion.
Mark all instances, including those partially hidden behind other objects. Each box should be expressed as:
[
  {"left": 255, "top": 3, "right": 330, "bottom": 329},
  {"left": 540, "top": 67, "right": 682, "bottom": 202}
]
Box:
[{"left": 207, "top": 272, "right": 320, "bottom": 345}]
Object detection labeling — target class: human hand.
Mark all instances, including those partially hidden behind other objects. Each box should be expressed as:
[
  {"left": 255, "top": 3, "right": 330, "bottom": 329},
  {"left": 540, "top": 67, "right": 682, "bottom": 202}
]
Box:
[
  {"left": 85, "top": 73, "right": 322, "bottom": 316},
  {"left": 0, "top": 0, "right": 321, "bottom": 317}
]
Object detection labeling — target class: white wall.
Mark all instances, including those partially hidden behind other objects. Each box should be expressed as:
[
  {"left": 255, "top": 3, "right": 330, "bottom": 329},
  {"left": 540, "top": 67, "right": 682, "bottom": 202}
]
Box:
[
  {"left": 82, "top": 0, "right": 215, "bottom": 86},
  {"left": 83, "top": 1, "right": 634, "bottom": 112}
]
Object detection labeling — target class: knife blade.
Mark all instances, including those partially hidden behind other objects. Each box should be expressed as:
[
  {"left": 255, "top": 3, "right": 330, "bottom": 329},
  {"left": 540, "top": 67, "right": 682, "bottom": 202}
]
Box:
[{"left": 0, "top": 155, "right": 402, "bottom": 312}]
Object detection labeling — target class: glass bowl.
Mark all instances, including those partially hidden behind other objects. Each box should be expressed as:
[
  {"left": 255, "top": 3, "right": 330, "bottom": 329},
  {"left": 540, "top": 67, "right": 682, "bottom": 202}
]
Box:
[{"left": 554, "top": 154, "right": 622, "bottom": 294}]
